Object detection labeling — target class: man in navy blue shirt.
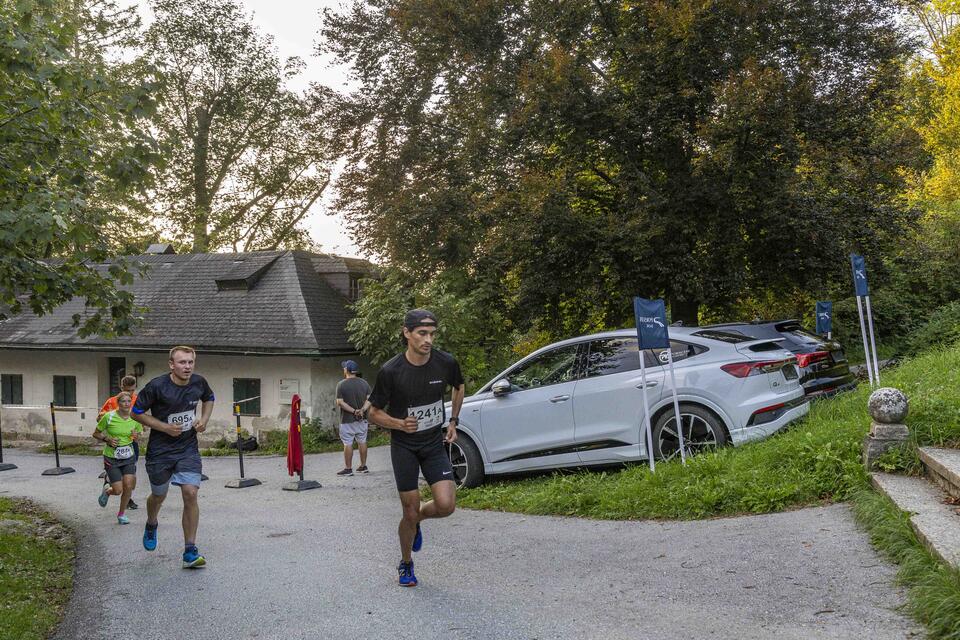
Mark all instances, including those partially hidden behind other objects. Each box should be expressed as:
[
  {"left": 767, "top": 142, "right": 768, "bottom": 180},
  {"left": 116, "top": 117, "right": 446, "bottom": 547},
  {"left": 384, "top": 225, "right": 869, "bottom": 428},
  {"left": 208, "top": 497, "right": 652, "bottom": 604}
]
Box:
[{"left": 132, "top": 345, "right": 214, "bottom": 569}]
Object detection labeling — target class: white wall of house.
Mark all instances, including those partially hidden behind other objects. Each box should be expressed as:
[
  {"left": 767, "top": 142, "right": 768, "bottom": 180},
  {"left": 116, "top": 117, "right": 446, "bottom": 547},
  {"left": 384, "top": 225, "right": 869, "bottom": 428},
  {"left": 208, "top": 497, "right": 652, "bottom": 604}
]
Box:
[{"left": 0, "top": 349, "right": 355, "bottom": 445}]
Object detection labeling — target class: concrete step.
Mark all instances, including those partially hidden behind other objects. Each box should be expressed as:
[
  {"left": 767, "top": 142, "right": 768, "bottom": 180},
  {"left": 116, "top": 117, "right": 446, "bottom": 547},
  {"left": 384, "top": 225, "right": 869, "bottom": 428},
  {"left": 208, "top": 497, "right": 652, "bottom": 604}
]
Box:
[
  {"left": 871, "top": 472, "right": 960, "bottom": 569},
  {"left": 919, "top": 447, "right": 960, "bottom": 499}
]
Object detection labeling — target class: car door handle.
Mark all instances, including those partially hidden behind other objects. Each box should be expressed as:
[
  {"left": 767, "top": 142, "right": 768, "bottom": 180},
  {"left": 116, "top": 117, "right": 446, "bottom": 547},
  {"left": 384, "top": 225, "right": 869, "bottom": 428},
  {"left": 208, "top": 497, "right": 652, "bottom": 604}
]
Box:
[
  {"left": 636, "top": 381, "right": 659, "bottom": 388},
  {"left": 549, "top": 395, "right": 571, "bottom": 403}
]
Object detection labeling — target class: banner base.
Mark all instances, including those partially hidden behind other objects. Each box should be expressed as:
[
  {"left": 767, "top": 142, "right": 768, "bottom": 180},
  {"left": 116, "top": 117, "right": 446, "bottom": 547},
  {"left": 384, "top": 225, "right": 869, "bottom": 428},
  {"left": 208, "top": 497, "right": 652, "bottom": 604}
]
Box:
[
  {"left": 282, "top": 479, "right": 321, "bottom": 492},
  {"left": 42, "top": 466, "right": 75, "bottom": 476},
  {"left": 225, "top": 477, "right": 261, "bottom": 489},
  {"left": 0, "top": 463, "right": 17, "bottom": 472}
]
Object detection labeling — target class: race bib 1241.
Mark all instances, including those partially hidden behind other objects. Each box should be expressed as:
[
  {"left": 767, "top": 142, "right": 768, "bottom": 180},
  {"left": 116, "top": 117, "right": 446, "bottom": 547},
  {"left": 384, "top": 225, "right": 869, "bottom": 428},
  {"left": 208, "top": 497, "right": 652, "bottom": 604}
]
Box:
[{"left": 408, "top": 400, "right": 444, "bottom": 432}]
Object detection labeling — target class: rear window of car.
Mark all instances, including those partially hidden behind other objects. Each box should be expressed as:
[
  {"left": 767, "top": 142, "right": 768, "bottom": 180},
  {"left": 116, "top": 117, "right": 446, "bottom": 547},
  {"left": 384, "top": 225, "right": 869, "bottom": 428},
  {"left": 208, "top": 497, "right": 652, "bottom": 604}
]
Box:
[
  {"left": 711, "top": 322, "right": 828, "bottom": 350},
  {"left": 779, "top": 327, "right": 827, "bottom": 348},
  {"left": 691, "top": 330, "right": 751, "bottom": 343}
]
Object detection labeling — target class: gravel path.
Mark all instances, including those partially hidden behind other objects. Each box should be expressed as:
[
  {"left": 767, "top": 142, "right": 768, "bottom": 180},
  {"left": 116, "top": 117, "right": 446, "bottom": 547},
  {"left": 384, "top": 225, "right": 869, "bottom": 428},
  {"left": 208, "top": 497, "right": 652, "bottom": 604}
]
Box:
[{"left": 0, "top": 448, "right": 920, "bottom": 640}]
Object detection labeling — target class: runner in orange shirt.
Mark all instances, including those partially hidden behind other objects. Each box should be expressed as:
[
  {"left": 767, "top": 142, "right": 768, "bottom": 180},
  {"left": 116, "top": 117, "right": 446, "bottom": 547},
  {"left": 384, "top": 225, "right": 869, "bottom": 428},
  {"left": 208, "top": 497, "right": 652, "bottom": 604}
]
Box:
[{"left": 98, "top": 375, "right": 139, "bottom": 420}]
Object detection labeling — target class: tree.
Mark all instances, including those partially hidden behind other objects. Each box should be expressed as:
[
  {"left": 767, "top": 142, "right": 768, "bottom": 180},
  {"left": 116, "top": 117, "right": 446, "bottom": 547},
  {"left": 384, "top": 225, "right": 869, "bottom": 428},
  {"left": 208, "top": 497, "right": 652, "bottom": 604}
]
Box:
[
  {"left": 0, "top": 0, "right": 158, "bottom": 337},
  {"left": 323, "top": 0, "right": 919, "bottom": 336},
  {"left": 904, "top": 1, "right": 960, "bottom": 207},
  {"left": 346, "top": 267, "right": 515, "bottom": 386},
  {"left": 143, "top": 0, "right": 337, "bottom": 253}
]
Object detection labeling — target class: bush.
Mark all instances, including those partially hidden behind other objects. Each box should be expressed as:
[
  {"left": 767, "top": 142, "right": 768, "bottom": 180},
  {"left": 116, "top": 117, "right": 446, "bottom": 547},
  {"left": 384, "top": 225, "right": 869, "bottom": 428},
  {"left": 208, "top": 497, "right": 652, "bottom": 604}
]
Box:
[
  {"left": 299, "top": 417, "right": 340, "bottom": 450},
  {"left": 903, "top": 300, "right": 960, "bottom": 356},
  {"left": 254, "top": 418, "right": 390, "bottom": 455}
]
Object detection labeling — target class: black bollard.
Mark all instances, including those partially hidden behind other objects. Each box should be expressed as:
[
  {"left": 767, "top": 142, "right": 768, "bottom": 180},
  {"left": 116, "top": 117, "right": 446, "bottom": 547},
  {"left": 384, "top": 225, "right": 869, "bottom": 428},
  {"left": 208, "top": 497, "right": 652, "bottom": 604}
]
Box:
[
  {"left": 225, "top": 404, "right": 260, "bottom": 488},
  {"left": 42, "top": 402, "right": 75, "bottom": 476},
  {"left": 0, "top": 406, "right": 16, "bottom": 472}
]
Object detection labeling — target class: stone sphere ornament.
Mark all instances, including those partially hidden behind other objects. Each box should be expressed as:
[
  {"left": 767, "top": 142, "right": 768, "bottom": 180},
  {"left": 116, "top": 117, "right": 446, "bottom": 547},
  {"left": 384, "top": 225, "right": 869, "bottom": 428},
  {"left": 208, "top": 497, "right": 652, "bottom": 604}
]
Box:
[{"left": 867, "top": 387, "right": 909, "bottom": 424}]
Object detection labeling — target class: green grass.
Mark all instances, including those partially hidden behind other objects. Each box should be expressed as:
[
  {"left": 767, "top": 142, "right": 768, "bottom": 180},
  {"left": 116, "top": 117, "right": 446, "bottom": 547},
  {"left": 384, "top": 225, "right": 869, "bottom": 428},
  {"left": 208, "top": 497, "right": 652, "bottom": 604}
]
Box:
[
  {"left": 38, "top": 442, "right": 102, "bottom": 456},
  {"left": 851, "top": 487, "right": 960, "bottom": 638},
  {"left": 456, "top": 345, "right": 960, "bottom": 520},
  {"left": 201, "top": 428, "right": 391, "bottom": 456},
  {"left": 0, "top": 498, "right": 75, "bottom": 640}
]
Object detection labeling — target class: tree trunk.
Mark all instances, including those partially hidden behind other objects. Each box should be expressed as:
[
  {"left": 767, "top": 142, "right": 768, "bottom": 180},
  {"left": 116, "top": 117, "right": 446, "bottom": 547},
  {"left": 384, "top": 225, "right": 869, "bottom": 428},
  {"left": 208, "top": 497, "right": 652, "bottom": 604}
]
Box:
[
  {"left": 192, "top": 106, "right": 212, "bottom": 252},
  {"left": 669, "top": 298, "right": 699, "bottom": 327}
]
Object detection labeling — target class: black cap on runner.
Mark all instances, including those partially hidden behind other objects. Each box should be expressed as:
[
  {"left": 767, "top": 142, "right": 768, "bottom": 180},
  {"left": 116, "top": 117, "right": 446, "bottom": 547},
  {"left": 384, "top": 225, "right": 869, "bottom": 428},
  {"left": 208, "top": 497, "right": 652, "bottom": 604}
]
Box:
[{"left": 403, "top": 309, "right": 438, "bottom": 330}]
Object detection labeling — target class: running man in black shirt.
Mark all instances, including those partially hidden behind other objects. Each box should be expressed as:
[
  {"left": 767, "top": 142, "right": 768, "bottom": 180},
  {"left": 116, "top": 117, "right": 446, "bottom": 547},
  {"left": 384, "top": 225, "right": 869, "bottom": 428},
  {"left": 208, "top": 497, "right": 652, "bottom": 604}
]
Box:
[
  {"left": 368, "top": 309, "right": 465, "bottom": 587},
  {"left": 132, "top": 346, "right": 214, "bottom": 569}
]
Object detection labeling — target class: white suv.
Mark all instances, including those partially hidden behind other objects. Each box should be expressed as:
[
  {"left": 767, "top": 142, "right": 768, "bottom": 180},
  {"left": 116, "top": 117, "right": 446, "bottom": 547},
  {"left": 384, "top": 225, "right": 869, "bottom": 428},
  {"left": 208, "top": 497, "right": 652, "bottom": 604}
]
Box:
[{"left": 445, "top": 327, "right": 809, "bottom": 487}]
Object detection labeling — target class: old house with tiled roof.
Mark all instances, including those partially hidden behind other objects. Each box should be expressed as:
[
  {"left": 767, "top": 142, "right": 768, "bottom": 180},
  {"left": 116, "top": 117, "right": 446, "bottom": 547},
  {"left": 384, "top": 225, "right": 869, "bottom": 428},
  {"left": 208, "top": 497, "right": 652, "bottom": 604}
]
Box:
[{"left": 0, "top": 246, "right": 376, "bottom": 444}]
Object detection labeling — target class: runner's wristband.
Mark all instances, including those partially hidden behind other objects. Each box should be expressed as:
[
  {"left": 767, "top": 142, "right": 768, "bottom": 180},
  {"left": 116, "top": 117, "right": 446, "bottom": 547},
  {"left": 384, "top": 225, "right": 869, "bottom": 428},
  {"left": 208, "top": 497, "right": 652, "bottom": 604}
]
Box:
[{"left": 448, "top": 417, "right": 459, "bottom": 425}]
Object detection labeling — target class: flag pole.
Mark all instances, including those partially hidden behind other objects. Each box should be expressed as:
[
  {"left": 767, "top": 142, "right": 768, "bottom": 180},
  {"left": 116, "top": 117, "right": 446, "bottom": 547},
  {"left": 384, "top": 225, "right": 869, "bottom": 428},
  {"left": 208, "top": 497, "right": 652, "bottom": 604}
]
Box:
[
  {"left": 665, "top": 347, "right": 687, "bottom": 465},
  {"left": 638, "top": 349, "right": 656, "bottom": 472},
  {"left": 864, "top": 295, "right": 881, "bottom": 386},
  {"left": 855, "top": 295, "right": 875, "bottom": 386}
]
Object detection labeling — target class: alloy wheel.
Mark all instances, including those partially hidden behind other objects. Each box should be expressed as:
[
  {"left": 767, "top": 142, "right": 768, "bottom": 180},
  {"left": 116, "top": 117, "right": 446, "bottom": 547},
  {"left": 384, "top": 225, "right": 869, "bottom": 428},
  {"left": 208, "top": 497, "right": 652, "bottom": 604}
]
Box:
[
  {"left": 657, "top": 412, "right": 720, "bottom": 460},
  {"left": 446, "top": 442, "right": 469, "bottom": 488}
]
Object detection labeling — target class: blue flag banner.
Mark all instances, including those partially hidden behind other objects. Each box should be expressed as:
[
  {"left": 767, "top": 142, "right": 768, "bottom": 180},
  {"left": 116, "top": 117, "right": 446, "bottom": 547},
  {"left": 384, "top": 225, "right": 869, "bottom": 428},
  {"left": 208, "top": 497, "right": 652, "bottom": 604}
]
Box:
[
  {"left": 815, "top": 301, "right": 833, "bottom": 335},
  {"left": 850, "top": 254, "right": 869, "bottom": 297},
  {"left": 633, "top": 297, "right": 669, "bottom": 349}
]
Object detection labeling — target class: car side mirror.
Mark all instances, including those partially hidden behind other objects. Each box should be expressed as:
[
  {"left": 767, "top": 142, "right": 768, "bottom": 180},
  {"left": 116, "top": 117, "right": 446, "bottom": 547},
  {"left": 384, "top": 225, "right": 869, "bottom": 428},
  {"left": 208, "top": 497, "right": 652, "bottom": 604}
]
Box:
[{"left": 492, "top": 378, "right": 512, "bottom": 397}]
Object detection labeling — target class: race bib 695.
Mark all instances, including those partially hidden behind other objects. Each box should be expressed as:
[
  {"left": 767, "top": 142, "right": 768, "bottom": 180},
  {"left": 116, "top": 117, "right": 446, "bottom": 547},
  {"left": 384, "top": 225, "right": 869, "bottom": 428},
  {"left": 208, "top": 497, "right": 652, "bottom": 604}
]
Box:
[{"left": 168, "top": 409, "right": 196, "bottom": 433}]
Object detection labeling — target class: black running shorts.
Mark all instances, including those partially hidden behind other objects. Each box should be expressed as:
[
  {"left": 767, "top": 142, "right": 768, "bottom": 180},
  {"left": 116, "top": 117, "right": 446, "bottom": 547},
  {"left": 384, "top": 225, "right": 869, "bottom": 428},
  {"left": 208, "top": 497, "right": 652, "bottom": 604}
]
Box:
[
  {"left": 390, "top": 430, "right": 454, "bottom": 492},
  {"left": 103, "top": 455, "right": 138, "bottom": 484}
]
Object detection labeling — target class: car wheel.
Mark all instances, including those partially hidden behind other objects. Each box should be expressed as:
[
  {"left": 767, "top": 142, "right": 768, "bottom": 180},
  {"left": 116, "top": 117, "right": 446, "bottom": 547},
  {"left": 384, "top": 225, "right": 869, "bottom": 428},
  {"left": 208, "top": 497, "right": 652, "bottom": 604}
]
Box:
[
  {"left": 652, "top": 404, "right": 728, "bottom": 461},
  {"left": 446, "top": 435, "right": 484, "bottom": 488}
]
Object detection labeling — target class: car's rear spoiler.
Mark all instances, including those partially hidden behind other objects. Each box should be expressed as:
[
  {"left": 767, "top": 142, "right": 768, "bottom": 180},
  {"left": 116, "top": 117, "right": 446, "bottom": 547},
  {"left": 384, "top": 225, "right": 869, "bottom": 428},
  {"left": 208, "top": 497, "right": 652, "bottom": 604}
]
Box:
[{"left": 734, "top": 338, "right": 786, "bottom": 354}]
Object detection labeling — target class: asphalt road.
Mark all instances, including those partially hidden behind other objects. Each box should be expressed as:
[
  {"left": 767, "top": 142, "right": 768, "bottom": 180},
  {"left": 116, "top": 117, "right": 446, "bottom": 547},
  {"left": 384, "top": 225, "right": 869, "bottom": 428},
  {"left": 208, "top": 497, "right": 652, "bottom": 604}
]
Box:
[{"left": 0, "top": 448, "right": 919, "bottom": 640}]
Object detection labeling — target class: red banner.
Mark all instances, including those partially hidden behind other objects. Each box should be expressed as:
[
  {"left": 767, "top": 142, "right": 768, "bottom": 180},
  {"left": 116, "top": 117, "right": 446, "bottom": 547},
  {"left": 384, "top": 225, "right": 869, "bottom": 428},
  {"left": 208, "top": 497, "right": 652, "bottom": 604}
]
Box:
[{"left": 287, "top": 394, "right": 304, "bottom": 476}]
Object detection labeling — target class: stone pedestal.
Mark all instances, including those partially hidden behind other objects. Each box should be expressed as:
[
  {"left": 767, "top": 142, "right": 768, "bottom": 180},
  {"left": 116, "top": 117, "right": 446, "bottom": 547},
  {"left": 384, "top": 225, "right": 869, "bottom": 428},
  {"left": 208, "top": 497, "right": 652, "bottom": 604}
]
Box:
[{"left": 863, "top": 388, "right": 909, "bottom": 470}]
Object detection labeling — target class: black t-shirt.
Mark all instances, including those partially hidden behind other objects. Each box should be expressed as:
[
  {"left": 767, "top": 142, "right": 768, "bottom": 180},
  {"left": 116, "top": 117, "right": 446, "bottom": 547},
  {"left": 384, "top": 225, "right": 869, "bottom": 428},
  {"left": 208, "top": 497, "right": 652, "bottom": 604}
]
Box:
[
  {"left": 369, "top": 349, "right": 465, "bottom": 446},
  {"left": 132, "top": 373, "right": 215, "bottom": 459},
  {"left": 336, "top": 376, "right": 371, "bottom": 424}
]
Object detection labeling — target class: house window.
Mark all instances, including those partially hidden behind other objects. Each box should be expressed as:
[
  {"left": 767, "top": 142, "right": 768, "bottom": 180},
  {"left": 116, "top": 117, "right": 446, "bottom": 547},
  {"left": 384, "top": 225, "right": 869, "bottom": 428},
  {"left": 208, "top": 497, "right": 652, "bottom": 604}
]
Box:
[
  {"left": 349, "top": 274, "right": 362, "bottom": 302},
  {"left": 53, "top": 375, "right": 77, "bottom": 407},
  {"left": 1, "top": 374, "right": 23, "bottom": 405},
  {"left": 233, "top": 378, "right": 261, "bottom": 416}
]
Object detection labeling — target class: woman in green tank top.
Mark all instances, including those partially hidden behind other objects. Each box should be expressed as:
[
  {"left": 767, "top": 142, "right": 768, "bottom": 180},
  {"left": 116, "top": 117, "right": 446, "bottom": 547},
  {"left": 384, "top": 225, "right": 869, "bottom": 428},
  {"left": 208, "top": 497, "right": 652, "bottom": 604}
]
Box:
[{"left": 93, "top": 392, "right": 142, "bottom": 524}]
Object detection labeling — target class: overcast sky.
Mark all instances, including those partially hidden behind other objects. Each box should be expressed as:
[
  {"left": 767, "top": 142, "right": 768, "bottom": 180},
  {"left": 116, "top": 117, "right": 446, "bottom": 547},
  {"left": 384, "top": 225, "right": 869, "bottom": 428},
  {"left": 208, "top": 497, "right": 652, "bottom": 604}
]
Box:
[{"left": 135, "top": 0, "right": 363, "bottom": 257}]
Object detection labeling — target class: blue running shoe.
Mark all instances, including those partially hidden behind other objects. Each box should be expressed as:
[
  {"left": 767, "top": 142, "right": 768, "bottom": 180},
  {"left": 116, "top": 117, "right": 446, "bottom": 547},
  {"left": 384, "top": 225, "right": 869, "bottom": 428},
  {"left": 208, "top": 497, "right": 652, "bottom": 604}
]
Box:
[
  {"left": 398, "top": 560, "right": 417, "bottom": 587},
  {"left": 98, "top": 484, "right": 109, "bottom": 508},
  {"left": 412, "top": 523, "right": 423, "bottom": 552},
  {"left": 143, "top": 524, "right": 157, "bottom": 551},
  {"left": 182, "top": 547, "right": 206, "bottom": 569}
]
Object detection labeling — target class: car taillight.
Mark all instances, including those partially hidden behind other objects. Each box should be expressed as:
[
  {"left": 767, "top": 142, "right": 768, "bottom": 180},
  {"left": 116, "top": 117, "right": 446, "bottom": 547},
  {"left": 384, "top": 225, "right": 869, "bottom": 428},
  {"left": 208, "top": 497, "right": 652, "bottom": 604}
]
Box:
[
  {"left": 721, "top": 358, "right": 797, "bottom": 378},
  {"left": 795, "top": 351, "right": 829, "bottom": 368}
]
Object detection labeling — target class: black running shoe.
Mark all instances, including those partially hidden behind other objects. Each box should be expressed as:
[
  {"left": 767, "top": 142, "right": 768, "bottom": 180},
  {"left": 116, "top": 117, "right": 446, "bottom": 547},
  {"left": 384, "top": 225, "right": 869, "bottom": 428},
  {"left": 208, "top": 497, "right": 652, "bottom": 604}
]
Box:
[
  {"left": 127, "top": 499, "right": 139, "bottom": 510},
  {"left": 356, "top": 465, "right": 369, "bottom": 474},
  {"left": 336, "top": 468, "right": 353, "bottom": 476}
]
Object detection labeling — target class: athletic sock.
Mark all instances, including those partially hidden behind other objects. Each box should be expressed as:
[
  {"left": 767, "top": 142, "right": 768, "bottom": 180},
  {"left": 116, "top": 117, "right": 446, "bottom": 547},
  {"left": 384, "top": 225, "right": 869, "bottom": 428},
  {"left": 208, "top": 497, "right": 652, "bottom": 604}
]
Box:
[
  {"left": 117, "top": 511, "right": 125, "bottom": 517},
  {"left": 185, "top": 543, "right": 197, "bottom": 553},
  {"left": 145, "top": 522, "right": 158, "bottom": 531}
]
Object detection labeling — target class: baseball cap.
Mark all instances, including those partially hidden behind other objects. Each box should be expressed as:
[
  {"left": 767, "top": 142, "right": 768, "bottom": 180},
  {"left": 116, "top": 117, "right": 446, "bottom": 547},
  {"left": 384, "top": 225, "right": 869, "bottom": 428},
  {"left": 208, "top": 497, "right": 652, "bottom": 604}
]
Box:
[
  {"left": 340, "top": 360, "right": 360, "bottom": 373},
  {"left": 403, "top": 308, "right": 438, "bottom": 330}
]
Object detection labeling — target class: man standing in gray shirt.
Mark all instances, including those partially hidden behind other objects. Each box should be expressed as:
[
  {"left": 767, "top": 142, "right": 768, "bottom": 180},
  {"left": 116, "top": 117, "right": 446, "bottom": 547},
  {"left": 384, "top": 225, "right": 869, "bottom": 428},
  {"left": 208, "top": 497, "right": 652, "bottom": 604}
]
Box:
[{"left": 335, "top": 360, "right": 372, "bottom": 476}]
